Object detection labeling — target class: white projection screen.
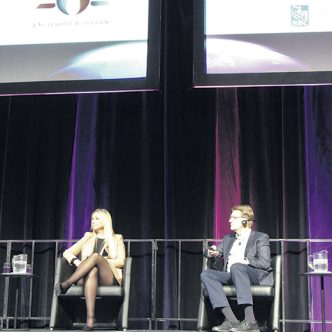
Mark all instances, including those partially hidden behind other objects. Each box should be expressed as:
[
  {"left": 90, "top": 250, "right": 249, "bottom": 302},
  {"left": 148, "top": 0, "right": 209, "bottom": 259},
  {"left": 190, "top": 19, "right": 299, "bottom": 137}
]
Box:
[
  {"left": 193, "top": 0, "right": 332, "bottom": 87},
  {"left": 0, "top": 0, "right": 161, "bottom": 95}
]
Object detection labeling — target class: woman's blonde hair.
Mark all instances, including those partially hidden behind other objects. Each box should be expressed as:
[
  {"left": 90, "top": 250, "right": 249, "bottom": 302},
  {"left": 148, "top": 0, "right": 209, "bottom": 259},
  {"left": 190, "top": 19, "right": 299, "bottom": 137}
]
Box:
[{"left": 91, "top": 208, "right": 117, "bottom": 258}]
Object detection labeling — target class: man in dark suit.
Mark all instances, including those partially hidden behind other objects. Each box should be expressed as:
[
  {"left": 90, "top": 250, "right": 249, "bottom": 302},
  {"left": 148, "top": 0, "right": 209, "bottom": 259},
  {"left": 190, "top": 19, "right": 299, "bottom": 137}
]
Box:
[{"left": 200, "top": 205, "right": 273, "bottom": 332}]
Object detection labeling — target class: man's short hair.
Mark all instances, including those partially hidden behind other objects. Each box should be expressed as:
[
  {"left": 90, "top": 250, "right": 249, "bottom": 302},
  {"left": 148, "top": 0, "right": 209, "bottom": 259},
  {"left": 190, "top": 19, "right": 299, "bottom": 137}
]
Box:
[{"left": 232, "top": 205, "right": 254, "bottom": 227}]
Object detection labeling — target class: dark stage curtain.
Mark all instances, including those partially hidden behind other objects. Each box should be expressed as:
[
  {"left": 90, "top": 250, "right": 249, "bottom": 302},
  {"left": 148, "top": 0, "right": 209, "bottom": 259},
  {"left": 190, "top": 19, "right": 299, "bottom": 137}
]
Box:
[
  {"left": 215, "top": 87, "right": 309, "bottom": 331},
  {"left": 0, "top": 2, "right": 331, "bottom": 331},
  {"left": 0, "top": 94, "right": 77, "bottom": 324},
  {"left": 304, "top": 86, "right": 332, "bottom": 332},
  {"left": 0, "top": 95, "right": 77, "bottom": 239}
]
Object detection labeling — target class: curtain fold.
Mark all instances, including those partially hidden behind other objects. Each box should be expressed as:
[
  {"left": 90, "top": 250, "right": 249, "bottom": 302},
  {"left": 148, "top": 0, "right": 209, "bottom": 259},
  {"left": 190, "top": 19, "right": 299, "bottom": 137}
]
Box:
[
  {"left": 0, "top": 95, "right": 76, "bottom": 240},
  {"left": 0, "top": 94, "right": 77, "bottom": 325},
  {"left": 304, "top": 86, "right": 332, "bottom": 332},
  {"left": 214, "top": 86, "right": 309, "bottom": 330},
  {"left": 66, "top": 94, "right": 98, "bottom": 241},
  {"left": 214, "top": 88, "right": 241, "bottom": 239}
]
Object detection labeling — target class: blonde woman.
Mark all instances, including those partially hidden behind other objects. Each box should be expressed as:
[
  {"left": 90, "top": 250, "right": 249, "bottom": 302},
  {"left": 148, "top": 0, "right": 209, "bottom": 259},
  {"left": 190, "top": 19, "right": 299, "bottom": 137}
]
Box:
[{"left": 55, "top": 208, "right": 126, "bottom": 331}]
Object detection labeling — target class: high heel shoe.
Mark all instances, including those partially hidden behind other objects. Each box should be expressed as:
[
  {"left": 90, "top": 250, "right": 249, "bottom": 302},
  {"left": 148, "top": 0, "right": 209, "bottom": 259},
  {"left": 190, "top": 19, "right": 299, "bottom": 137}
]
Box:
[
  {"left": 54, "top": 283, "right": 68, "bottom": 295},
  {"left": 83, "top": 316, "right": 94, "bottom": 331}
]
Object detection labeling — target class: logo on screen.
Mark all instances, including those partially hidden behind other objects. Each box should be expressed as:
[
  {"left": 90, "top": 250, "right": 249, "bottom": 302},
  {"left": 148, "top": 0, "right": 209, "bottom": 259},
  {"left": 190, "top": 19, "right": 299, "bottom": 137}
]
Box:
[
  {"left": 291, "top": 5, "right": 309, "bottom": 27},
  {"left": 37, "top": 1, "right": 109, "bottom": 15},
  {"left": 57, "top": 0, "right": 90, "bottom": 15}
]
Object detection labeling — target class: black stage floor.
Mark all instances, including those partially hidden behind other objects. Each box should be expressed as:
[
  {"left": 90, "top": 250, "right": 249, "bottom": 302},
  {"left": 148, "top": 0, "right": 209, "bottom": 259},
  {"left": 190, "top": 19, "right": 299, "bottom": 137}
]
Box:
[{"left": 0, "top": 330, "right": 195, "bottom": 332}]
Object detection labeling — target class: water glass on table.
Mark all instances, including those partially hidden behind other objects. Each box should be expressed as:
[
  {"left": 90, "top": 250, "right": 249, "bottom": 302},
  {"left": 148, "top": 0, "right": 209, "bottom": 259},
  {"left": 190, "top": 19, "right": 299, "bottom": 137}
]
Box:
[
  {"left": 3, "top": 262, "right": 11, "bottom": 273},
  {"left": 308, "top": 250, "right": 329, "bottom": 272},
  {"left": 26, "top": 264, "right": 32, "bottom": 274}
]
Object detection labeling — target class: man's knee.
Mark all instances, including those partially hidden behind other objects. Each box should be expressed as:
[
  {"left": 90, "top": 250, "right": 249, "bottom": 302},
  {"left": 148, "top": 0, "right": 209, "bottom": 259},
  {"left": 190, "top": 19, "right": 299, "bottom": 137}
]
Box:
[
  {"left": 200, "top": 270, "right": 208, "bottom": 282},
  {"left": 230, "top": 263, "right": 247, "bottom": 275},
  {"left": 200, "top": 270, "right": 214, "bottom": 284}
]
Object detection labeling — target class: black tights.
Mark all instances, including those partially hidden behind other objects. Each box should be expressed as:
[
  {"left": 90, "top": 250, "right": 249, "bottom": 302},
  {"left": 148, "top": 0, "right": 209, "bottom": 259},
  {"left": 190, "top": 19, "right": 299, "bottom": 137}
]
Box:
[{"left": 61, "top": 253, "right": 115, "bottom": 327}]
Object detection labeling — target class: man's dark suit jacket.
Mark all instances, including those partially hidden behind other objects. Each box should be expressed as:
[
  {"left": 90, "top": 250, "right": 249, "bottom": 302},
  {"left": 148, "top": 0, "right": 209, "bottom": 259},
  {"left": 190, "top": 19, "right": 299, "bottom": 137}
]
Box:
[{"left": 213, "top": 230, "right": 274, "bottom": 286}]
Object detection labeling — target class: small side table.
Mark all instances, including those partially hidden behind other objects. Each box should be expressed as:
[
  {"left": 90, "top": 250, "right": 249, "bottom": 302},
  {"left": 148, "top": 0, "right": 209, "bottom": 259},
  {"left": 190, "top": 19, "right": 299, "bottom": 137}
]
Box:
[
  {"left": 0, "top": 273, "right": 38, "bottom": 330},
  {"left": 302, "top": 271, "right": 332, "bottom": 332}
]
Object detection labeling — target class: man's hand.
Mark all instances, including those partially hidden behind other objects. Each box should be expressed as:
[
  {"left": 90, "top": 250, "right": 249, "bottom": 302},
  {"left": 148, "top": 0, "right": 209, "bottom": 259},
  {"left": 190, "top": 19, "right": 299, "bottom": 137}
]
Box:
[{"left": 207, "top": 245, "right": 220, "bottom": 257}]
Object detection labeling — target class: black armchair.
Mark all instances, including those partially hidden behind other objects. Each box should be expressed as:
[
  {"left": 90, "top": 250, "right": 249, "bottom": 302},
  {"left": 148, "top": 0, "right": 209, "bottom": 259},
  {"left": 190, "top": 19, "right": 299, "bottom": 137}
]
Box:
[
  {"left": 49, "top": 256, "right": 132, "bottom": 330},
  {"left": 197, "top": 255, "right": 281, "bottom": 332}
]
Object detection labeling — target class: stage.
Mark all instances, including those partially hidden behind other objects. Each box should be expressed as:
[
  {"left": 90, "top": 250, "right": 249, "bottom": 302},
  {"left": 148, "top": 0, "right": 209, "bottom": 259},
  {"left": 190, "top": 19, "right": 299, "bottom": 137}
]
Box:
[{"left": 1, "top": 330, "right": 197, "bottom": 332}]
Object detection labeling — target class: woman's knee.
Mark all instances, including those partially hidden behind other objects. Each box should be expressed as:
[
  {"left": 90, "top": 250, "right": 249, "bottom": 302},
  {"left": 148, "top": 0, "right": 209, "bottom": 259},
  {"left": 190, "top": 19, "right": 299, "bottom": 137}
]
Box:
[
  {"left": 88, "top": 253, "right": 102, "bottom": 264},
  {"left": 77, "top": 278, "right": 84, "bottom": 285},
  {"left": 87, "top": 266, "right": 98, "bottom": 279}
]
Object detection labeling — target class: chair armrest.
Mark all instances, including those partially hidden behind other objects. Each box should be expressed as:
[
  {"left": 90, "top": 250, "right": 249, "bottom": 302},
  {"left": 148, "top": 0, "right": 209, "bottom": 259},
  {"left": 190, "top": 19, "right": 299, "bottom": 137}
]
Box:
[
  {"left": 122, "top": 257, "right": 132, "bottom": 291},
  {"left": 54, "top": 257, "right": 75, "bottom": 285},
  {"left": 271, "top": 255, "right": 281, "bottom": 331},
  {"left": 116, "top": 256, "right": 132, "bottom": 329}
]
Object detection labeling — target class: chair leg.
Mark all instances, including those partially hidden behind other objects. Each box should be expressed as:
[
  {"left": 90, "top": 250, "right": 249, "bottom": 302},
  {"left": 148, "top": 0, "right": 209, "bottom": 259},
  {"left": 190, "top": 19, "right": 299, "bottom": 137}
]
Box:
[{"left": 197, "top": 292, "right": 208, "bottom": 330}]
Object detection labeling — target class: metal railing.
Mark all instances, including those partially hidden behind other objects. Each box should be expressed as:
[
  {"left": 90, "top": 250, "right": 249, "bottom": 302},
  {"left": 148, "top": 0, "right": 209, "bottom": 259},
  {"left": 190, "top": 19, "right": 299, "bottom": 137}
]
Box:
[{"left": 0, "top": 238, "right": 331, "bottom": 331}]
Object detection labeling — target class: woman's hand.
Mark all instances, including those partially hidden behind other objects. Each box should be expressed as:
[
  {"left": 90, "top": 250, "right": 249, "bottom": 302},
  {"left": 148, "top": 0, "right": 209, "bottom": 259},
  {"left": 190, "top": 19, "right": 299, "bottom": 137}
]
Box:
[{"left": 74, "top": 259, "right": 81, "bottom": 267}]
